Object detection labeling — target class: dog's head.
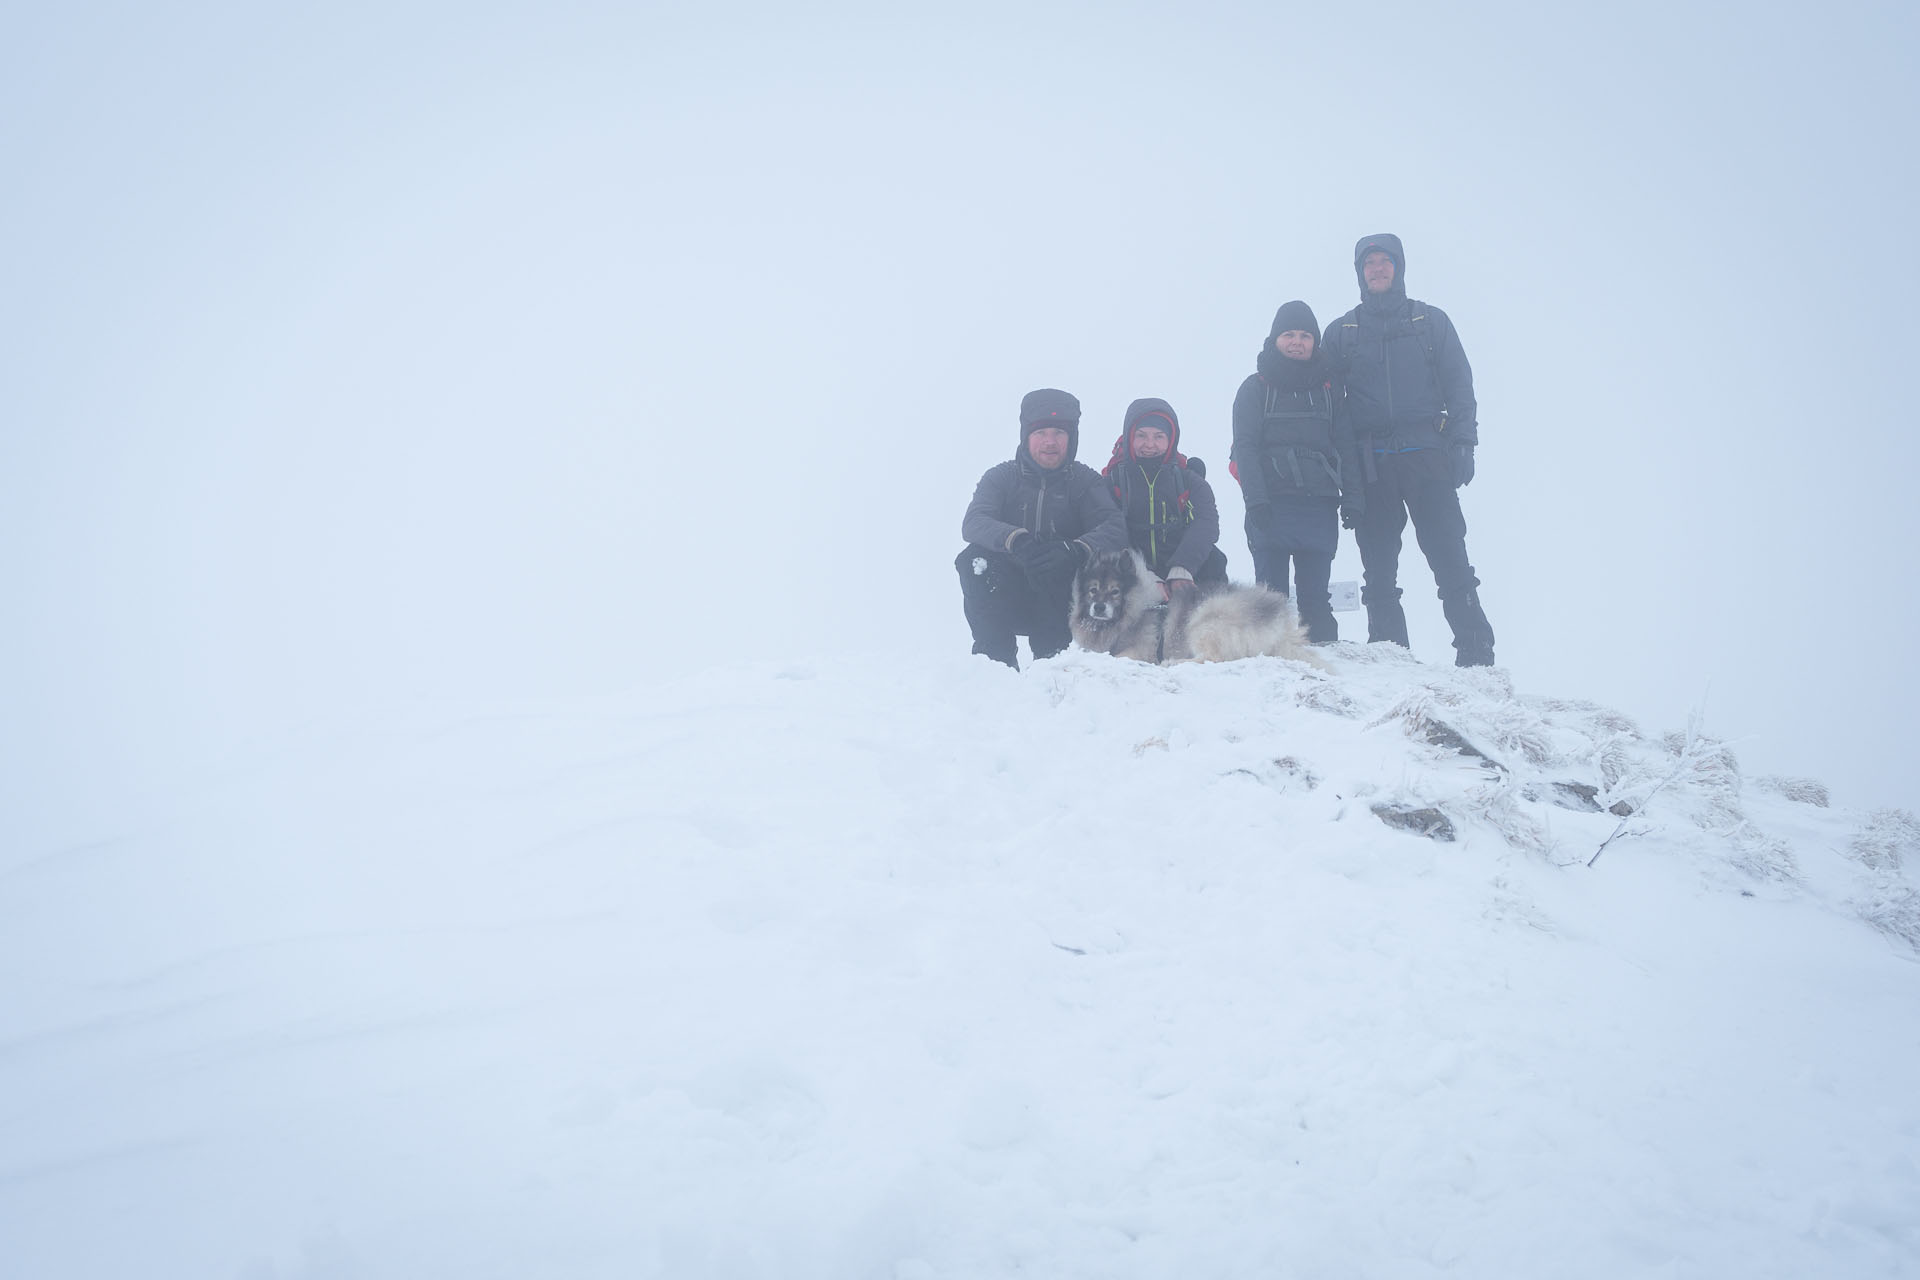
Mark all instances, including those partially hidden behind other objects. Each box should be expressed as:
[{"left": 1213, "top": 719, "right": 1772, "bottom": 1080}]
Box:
[{"left": 1074, "top": 548, "right": 1148, "bottom": 628}]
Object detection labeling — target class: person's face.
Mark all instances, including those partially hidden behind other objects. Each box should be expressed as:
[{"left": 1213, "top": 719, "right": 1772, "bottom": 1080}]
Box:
[
  {"left": 1027, "top": 425, "right": 1070, "bottom": 469},
  {"left": 1131, "top": 423, "right": 1170, "bottom": 460},
  {"left": 1275, "top": 330, "right": 1316, "bottom": 360},
  {"left": 1362, "top": 249, "right": 1396, "bottom": 294}
]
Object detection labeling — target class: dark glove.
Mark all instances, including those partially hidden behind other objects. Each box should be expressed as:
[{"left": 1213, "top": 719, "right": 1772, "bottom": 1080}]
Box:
[
  {"left": 1018, "top": 539, "right": 1075, "bottom": 581},
  {"left": 1008, "top": 532, "right": 1044, "bottom": 570},
  {"left": 1340, "top": 495, "right": 1365, "bottom": 530},
  {"left": 1450, "top": 442, "right": 1476, "bottom": 487},
  {"left": 1186, "top": 456, "right": 1206, "bottom": 480}
]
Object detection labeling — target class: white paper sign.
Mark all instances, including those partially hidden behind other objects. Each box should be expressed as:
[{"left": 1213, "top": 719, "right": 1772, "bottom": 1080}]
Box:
[{"left": 1330, "top": 580, "right": 1360, "bottom": 612}]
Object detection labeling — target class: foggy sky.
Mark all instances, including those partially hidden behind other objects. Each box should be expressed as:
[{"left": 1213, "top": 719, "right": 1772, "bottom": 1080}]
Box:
[{"left": 6, "top": 0, "right": 1917, "bottom": 851}]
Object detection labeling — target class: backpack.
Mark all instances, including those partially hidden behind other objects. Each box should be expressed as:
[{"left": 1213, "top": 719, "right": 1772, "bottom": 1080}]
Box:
[
  {"left": 1255, "top": 375, "right": 1341, "bottom": 496},
  {"left": 1325, "top": 299, "right": 1448, "bottom": 434},
  {"left": 1327, "top": 300, "right": 1442, "bottom": 383}
]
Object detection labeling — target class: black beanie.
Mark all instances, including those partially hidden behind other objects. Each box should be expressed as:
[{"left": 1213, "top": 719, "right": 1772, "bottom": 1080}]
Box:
[
  {"left": 1268, "top": 300, "right": 1320, "bottom": 343},
  {"left": 1020, "top": 388, "right": 1081, "bottom": 427},
  {"left": 1017, "top": 387, "right": 1081, "bottom": 462}
]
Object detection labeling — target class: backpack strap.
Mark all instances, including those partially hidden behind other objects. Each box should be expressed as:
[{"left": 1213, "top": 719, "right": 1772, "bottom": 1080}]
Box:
[
  {"left": 1407, "top": 300, "right": 1445, "bottom": 405},
  {"left": 1408, "top": 300, "right": 1438, "bottom": 362}
]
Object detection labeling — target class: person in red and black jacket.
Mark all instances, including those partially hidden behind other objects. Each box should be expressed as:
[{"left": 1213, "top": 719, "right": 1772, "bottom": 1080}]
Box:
[
  {"left": 1100, "top": 397, "right": 1227, "bottom": 592},
  {"left": 1229, "top": 299, "right": 1359, "bottom": 643},
  {"left": 957, "top": 388, "right": 1126, "bottom": 668}
]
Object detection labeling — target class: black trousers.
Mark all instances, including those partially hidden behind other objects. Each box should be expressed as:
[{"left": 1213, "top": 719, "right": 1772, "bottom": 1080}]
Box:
[
  {"left": 956, "top": 547, "right": 1074, "bottom": 669},
  {"left": 1249, "top": 548, "right": 1336, "bottom": 643},
  {"left": 1354, "top": 448, "right": 1493, "bottom": 659},
  {"left": 1246, "top": 503, "right": 1338, "bottom": 643}
]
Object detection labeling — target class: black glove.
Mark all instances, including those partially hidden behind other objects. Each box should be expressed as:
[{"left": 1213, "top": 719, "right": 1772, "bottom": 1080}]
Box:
[
  {"left": 1340, "top": 496, "right": 1365, "bottom": 530},
  {"left": 1450, "top": 442, "right": 1476, "bottom": 487},
  {"left": 1017, "top": 539, "right": 1075, "bottom": 581},
  {"left": 1186, "top": 456, "right": 1206, "bottom": 480}
]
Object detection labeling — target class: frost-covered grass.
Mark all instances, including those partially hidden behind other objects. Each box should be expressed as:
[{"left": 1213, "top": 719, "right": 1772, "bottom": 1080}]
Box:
[{"left": 3, "top": 648, "right": 1917, "bottom": 1278}]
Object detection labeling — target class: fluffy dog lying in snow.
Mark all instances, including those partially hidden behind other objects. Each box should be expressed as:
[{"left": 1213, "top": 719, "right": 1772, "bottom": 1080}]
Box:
[{"left": 1070, "top": 548, "right": 1323, "bottom": 667}]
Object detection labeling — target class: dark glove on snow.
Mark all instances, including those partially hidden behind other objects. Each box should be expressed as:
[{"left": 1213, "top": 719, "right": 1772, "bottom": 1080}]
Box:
[{"left": 1450, "top": 442, "right": 1476, "bottom": 487}]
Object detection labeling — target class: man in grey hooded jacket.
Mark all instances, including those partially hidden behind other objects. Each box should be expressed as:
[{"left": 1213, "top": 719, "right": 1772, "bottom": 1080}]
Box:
[{"left": 1322, "top": 233, "right": 1496, "bottom": 666}]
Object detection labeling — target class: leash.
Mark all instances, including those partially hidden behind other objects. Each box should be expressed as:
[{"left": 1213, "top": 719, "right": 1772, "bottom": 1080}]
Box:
[{"left": 1150, "top": 576, "right": 1173, "bottom": 663}]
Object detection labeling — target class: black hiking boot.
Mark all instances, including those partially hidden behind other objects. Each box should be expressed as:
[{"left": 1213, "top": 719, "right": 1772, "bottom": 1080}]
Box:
[
  {"left": 1301, "top": 609, "right": 1339, "bottom": 645},
  {"left": 1454, "top": 641, "right": 1496, "bottom": 668},
  {"left": 1442, "top": 589, "right": 1496, "bottom": 667},
  {"left": 1366, "top": 598, "right": 1409, "bottom": 647}
]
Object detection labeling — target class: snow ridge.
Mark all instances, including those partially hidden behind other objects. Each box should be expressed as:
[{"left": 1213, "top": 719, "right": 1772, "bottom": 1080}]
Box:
[{"left": 2, "top": 646, "right": 1917, "bottom": 1279}]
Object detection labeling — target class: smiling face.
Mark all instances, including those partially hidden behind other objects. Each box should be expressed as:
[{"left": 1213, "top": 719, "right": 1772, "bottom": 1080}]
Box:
[
  {"left": 1130, "top": 423, "right": 1170, "bottom": 460},
  {"left": 1025, "top": 425, "right": 1071, "bottom": 469},
  {"left": 1362, "top": 249, "right": 1397, "bottom": 294},
  {"left": 1274, "top": 329, "right": 1316, "bottom": 360}
]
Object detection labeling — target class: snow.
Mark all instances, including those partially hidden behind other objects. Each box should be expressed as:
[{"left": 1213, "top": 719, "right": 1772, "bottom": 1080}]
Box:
[{"left": 3, "top": 646, "right": 1918, "bottom": 1279}]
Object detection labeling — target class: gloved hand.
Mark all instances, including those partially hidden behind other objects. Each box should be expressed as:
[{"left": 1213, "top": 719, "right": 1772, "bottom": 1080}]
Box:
[
  {"left": 1340, "top": 495, "right": 1365, "bottom": 530},
  {"left": 1450, "top": 442, "right": 1476, "bottom": 487},
  {"left": 1016, "top": 539, "right": 1076, "bottom": 581},
  {"left": 1008, "top": 531, "right": 1043, "bottom": 570}
]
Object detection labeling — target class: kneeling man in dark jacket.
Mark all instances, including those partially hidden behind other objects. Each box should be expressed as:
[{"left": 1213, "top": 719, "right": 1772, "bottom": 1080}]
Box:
[{"left": 958, "top": 388, "right": 1127, "bottom": 668}]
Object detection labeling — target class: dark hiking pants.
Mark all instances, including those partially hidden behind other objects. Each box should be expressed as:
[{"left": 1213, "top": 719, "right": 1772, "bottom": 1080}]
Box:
[
  {"left": 1247, "top": 501, "right": 1339, "bottom": 643},
  {"left": 1355, "top": 448, "right": 1494, "bottom": 662},
  {"left": 956, "top": 547, "right": 1074, "bottom": 669}
]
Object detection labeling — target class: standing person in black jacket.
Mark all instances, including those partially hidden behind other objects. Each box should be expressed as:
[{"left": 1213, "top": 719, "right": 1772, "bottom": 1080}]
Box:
[
  {"left": 957, "top": 388, "right": 1127, "bottom": 668},
  {"left": 1100, "top": 397, "right": 1228, "bottom": 592},
  {"left": 1230, "top": 300, "right": 1358, "bottom": 643},
  {"left": 1322, "top": 234, "right": 1496, "bottom": 666}
]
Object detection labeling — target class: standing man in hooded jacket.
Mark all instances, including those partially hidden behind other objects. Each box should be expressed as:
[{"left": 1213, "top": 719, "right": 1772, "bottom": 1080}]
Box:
[
  {"left": 957, "top": 388, "right": 1127, "bottom": 668},
  {"left": 1322, "top": 233, "right": 1496, "bottom": 666}
]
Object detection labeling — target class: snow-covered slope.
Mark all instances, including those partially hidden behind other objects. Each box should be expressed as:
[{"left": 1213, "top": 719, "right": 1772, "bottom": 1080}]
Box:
[{"left": 4, "top": 647, "right": 1917, "bottom": 1279}]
